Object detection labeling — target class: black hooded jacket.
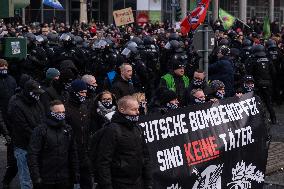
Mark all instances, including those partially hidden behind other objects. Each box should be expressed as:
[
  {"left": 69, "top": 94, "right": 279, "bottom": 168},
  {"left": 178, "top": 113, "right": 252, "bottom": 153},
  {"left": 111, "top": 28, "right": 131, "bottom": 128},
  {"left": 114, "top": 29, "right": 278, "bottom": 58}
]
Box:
[
  {"left": 95, "top": 112, "right": 152, "bottom": 188},
  {"left": 28, "top": 118, "right": 79, "bottom": 184},
  {"left": 0, "top": 74, "right": 16, "bottom": 134},
  {"left": 9, "top": 93, "right": 45, "bottom": 149},
  {"left": 65, "top": 94, "right": 91, "bottom": 162}
]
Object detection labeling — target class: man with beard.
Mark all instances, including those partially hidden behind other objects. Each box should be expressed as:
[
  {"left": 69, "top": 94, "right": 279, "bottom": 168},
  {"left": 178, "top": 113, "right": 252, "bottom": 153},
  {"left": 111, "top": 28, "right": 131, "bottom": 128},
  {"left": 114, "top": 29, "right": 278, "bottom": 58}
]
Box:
[{"left": 95, "top": 96, "right": 152, "bottom": 189}]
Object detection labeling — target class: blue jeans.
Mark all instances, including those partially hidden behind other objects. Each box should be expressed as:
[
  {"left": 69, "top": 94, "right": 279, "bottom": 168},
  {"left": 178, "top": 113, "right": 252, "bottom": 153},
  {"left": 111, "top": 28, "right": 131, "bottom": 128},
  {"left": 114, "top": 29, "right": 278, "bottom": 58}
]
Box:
[{"left": 14, "top": 147, "right": 33, "bottom": 189}]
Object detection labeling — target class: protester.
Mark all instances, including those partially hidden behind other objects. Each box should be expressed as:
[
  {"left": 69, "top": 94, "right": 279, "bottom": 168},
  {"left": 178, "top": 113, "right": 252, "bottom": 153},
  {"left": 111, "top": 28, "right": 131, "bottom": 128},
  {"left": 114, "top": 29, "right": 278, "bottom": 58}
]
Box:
[
  {"left": 208, "top": 80, "right": 226, "bottom": 101},
  {"left": 94, "top": 96, "right": 152, "bottom": 189},
  {"left": 111, "top": 63, "right": 136, "bottom": 100},
  {"left": 9, "top": 80, "right": 45, "bottom": 189},
  {"left": 64, "top": 79, "right": 92, "bottom": 189},
  {"left": 132, "top": 92, "right": 147, "bottom": 115},
  {"left": 42, "top": 68, "right": 60, "bottom": 89},
  {"left": 209, "top": 45, "right": 234, "bottom": 97},
  {"left": 0, "top": 12, "right": 283, "bottom": 188},
  {"left": 236, "top": 75, "right": 255, "bottom": 97},
  {"left": 160, "top": 59, "right": 190, "bottom": 106},
  {"left": 184, "top": 69, "right": 210, "bottom": 105},
  {"left": 91, "top": 90, "right": 117, "bottom": 133},
  {"left": 28, "top": 100, "right": 79, "bottom": 189},
  {"left": 189, "top": 88, "right": 207, "bottom": 105},
  {"left": 0, "top": 59, "right": 17, "bottom": 189}
]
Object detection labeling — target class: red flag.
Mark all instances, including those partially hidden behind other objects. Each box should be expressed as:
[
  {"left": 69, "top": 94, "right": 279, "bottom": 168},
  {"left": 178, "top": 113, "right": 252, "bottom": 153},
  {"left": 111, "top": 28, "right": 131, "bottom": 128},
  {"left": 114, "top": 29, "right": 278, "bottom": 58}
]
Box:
[{"left": 180, "top": 0, "right": 210, "bottom": 36}]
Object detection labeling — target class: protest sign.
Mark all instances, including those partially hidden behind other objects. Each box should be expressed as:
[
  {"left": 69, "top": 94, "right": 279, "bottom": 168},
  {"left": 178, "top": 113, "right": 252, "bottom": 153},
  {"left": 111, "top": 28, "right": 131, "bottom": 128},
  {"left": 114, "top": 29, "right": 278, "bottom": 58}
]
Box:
[
  {"left": 139, "top": 92, "right": 268, "bottom": 189},
  {"left": 113, "top": 7, "right": 134, "bottom": 26}
]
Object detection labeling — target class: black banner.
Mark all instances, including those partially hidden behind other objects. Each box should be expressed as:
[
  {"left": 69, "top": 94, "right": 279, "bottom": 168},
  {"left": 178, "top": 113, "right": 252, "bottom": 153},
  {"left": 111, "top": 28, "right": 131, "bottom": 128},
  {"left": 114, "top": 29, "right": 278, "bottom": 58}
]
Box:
[{"left": 139, "top": 92, "right": 269, "bottom": 189}]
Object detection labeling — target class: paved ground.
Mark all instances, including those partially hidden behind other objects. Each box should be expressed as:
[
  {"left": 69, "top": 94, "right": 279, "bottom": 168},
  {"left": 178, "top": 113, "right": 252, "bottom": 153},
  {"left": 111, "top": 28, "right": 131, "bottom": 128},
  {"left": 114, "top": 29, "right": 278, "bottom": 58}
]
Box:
[
  {"left": 1, "top": 104, "right": 284, "bottom": 189},
  {"left": 264, "top": 105, "right": 284, "bottom": 188}
]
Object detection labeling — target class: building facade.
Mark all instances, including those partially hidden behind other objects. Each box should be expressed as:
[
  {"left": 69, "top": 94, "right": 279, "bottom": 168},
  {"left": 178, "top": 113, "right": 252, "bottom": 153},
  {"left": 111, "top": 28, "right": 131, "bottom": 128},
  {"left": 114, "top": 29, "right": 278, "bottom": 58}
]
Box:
[
  {"left": 23, "top": 0, "right": 284, "bottom": 25},
  {"left": 220, "top": 0, "right": 284, "bottom": 23}
]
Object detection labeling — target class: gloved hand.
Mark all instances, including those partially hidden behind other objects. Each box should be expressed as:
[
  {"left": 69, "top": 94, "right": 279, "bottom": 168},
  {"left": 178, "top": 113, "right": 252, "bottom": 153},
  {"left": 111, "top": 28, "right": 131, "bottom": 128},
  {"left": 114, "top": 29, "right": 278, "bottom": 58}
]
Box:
[
  {"left": 73, "top": 184, "right": 80, "bottom": 189},
  {"left": 33, "top": 178, "right": 42, "bottom": 189},
  {"left": 4, "top": 135, "right": 11, "bottom": 145}
]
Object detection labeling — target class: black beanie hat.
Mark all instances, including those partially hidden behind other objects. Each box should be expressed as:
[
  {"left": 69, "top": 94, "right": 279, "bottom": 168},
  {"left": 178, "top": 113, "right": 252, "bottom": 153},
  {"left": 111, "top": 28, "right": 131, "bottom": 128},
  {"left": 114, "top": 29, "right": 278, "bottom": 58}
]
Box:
[
  {"left": 24, "top": 80, "right": 44, "bottom": 94},
  {"left": 71, "top": 79, "right": 87, "bottom": 92},
  {"left": 172, "top": 59, "right": 185, "bottom": 70},
  {"left": 160, "top": 89, "right": 178, "bottom": 105}
]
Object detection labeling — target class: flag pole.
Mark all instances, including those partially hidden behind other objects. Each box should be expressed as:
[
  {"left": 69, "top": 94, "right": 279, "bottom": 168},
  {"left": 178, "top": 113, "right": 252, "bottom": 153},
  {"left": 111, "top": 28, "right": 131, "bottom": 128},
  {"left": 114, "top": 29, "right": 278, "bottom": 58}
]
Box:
[{"left": 236, "top": 18, "right": 254, "bottom": 32}]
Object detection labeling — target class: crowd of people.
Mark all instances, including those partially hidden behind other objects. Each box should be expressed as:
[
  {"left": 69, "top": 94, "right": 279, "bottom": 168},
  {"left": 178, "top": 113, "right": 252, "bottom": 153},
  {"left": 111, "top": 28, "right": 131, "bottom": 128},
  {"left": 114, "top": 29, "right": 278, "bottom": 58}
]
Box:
[{"left": 0, "top": 16, "right": 283, "bottom": 189}]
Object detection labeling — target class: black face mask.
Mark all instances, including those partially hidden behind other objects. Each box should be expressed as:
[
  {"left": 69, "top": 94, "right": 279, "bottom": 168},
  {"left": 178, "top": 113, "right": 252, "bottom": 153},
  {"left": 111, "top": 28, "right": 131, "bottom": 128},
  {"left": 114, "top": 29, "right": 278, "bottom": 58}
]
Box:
[
  {"left": 26, "top": 91, "right": 41, "bottom": 102},
  {"left": 0, "top": 69, "right": 8, "bottom": 77},
  {"left": 87, "top": 84, "right": 97, "bottom": 94},
  {"left": 194, "top": 97, "right": 206, "bottom": 104},
  {"left": 166, "top": 102, "right": 178, "bottom": 109},
  {"left": 50, "top": 111, "right": 65, "bottom": 125},
  {"left": 101, "top": 101, "right": 113, "bottom": 109},
  {"left": 124, "top": 114, "right": 139, "bottom": 123},
  {"left": 192, "top": 79, "right": 203, "bottom": 86}
]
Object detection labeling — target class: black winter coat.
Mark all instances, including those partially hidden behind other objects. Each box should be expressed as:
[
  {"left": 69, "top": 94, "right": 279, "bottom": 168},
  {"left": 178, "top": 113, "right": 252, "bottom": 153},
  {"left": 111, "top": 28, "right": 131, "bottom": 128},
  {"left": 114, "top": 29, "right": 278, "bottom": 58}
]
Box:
[
  {"left": 0, "top": 75, "right": 17, "bottom": 112},
  {"left": 65, "top": 97, "right": 91, "bottom": 162},
  {"left": 40, "top": 85, "right": 69, "bottom": 114},
  {"left": 0, "top": 74, "right": 16, "bottom": 134},
  {"left": 95, "top": 112, "right": 152, "bottom": 189},
  {"left": 209, "top": 56, "right": 235, "bottom": 97},
  {"left": 111, "top": 76, "right": 135, "bottom": 100},
  {"left": 9, "top": 94, "right": 45, "bottom": 149},
  {"left": 28, "top": 118, "right": 79, "bottom": 184}
]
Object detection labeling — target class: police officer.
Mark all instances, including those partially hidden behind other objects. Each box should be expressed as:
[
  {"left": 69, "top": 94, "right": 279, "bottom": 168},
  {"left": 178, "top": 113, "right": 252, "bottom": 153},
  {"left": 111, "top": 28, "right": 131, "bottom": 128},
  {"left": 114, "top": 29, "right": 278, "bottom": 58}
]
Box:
[
  {"left": 247, "top": 44, "right": 277, "bottom": 124},
  {"left": 266, "top": 39, "right": 282, "bottom": 103},
  {"left": 241, "top": 39, "right": 253, "bottom": 67}
]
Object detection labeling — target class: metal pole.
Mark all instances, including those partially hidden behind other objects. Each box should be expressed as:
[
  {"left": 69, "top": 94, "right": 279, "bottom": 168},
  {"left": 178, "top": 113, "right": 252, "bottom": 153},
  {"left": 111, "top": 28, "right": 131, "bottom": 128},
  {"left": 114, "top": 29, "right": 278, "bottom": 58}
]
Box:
[
  {"left": 22, "top": 8, "right": 25, "bottom": 25},
  {"left": 66, "top": 0, "right": 70, "bottom": 25},
  {"left": 239, "top": 0, "right": 247, "bottom": 23},
  {"left": 212, "top": 0, "right": 219, "bottom": 22},
  {"left": 180, "top": 0, "right": 187, "bottom": 19},
  {"left": 172, "top": 6, "right": 176, "bottom": 27},
  {"left": 204, "top": 24, "right": 209, "bottom": 82},
  {"left": 41, "top": 1, "right": 44, "bottom": 23},
  {"left": 269, "top": 0, "right": 275, "bottom": 22}
]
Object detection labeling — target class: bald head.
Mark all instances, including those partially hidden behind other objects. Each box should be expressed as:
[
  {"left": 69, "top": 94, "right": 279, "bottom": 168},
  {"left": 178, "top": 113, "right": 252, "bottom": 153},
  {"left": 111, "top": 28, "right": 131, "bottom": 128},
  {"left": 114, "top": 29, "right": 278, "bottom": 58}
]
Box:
[{"left": 117, "top": 95, "right": 139, "bottom": 116}]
